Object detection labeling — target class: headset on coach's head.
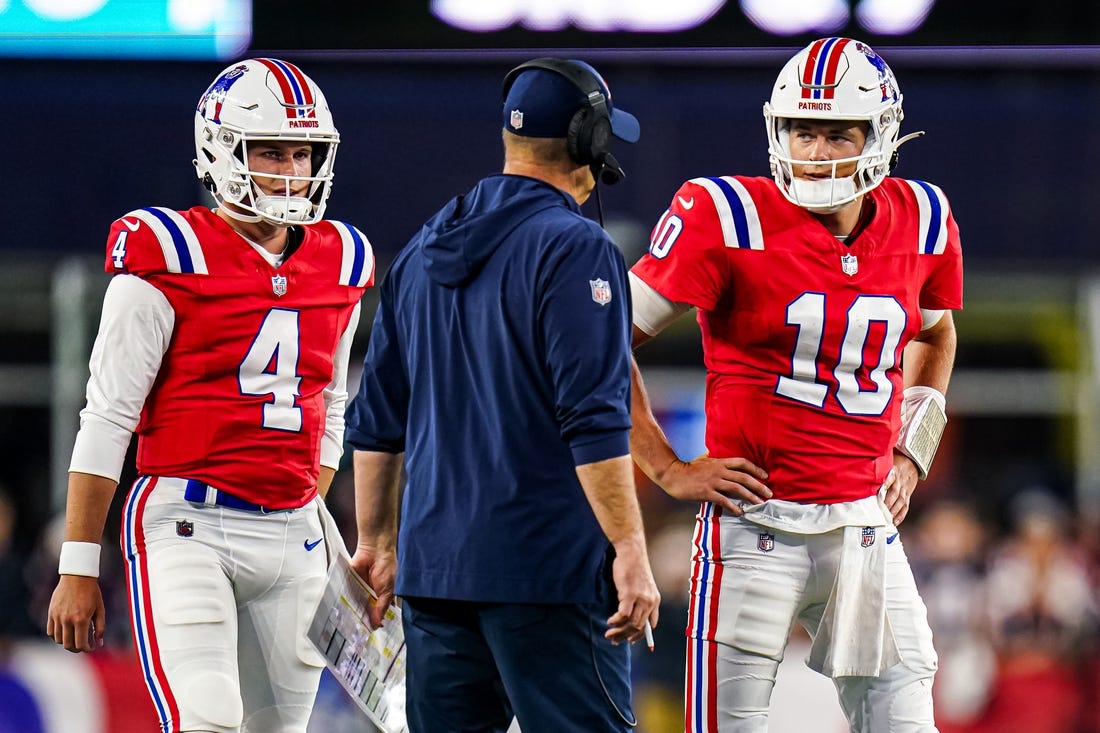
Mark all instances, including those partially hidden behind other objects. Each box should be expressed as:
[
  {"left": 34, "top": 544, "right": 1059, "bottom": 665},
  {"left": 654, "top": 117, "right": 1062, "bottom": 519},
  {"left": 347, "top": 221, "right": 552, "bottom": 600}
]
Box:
[{"left": 502, "top": 58, "right": 627, "bottom": 186}]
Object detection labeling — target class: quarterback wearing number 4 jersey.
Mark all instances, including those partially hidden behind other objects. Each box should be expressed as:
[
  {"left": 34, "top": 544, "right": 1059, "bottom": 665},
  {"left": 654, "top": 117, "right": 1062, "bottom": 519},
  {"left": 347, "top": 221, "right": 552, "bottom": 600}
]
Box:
[
  {"left": 107, "top": 206, "right": 370, "bottom": 506},
  {"left": 47, "top": 58, "right": 372, "bottom": 733},
  {"left": 630, "top": 38, "right": 961, "bottom": 733}
]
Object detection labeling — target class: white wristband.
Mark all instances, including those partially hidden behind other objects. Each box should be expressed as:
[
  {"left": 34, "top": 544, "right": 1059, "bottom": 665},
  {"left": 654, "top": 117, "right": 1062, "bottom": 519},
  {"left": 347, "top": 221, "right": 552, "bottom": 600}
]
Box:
[{"left": 58, "top": 541, "right": 101, "bottom": 578}]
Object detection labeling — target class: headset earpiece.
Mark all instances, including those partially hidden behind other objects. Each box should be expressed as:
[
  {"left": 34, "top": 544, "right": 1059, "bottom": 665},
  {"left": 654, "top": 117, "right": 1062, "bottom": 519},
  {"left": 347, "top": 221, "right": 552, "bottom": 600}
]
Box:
[
  {"left": 566, "top": 107, "right": 589, "bottom": 164},
  {"left": 566, "top": 106, "right": 611, "bottom": 167}
]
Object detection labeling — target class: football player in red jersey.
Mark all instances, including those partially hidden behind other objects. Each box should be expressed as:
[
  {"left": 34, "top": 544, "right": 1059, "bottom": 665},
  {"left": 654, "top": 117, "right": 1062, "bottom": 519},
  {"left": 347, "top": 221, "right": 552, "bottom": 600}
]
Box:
[
  {"left": 630, "top": 38, "right": 960, "bottom": 732},
  {"left": 46, "top": 58, "right": 374, "bottom": 733}
]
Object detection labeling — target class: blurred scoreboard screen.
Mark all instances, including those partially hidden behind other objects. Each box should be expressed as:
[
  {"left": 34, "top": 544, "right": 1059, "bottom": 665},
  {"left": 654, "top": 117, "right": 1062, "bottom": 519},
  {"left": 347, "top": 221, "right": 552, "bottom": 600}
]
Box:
[
  {"left": 251, "top": 0, "right": 1100, "bottom": 49},
  {"left": 0, "top": 0, "right": 251, "bottom": 59},
  {"left": 3, "top": 0, "right": 1096, "bottom": 61}
]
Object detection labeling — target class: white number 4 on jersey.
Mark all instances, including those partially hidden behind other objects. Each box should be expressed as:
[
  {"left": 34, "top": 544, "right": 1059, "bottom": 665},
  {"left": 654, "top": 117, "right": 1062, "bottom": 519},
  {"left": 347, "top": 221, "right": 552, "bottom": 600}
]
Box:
[{"left": 238, "top": 308, "right": 303, "bottom": 431}]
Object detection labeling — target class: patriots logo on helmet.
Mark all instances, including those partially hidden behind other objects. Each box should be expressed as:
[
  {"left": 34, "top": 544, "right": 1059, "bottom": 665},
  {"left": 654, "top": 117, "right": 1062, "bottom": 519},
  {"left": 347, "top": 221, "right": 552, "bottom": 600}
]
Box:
[
  {"left": 856, "top": 43, "right": 899, "bottom": 103},
  {"left": 758, "top": 533, "right": 775, "bottom": 553},
  {"left": 198, "top": 64, "right": 249, "bottom": 123},
  {"left": 861, "top": 526, "right": 876, "bottom": 547},
  {"left": 176, "top": 520, "right": 194, "bottom": 538}
]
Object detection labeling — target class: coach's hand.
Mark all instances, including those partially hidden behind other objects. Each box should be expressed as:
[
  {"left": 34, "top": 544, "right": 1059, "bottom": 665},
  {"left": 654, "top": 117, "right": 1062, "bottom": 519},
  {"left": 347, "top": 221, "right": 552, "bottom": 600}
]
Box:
[
  {"left": 605, "top": 535, "right": 660, "bottom": 646},
  {"left": 350, "top": 544, "right": 397, "bottom": 629},
  {"left": 47, "top": 575, "right": 105, "bottom": 653},
  {"left": 659, "top": 453, "right": 771, "bottom": 515}
]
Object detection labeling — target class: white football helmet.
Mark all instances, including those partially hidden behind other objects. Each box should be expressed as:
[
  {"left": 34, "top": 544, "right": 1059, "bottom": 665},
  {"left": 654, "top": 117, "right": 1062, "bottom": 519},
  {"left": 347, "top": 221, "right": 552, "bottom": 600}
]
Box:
[
  {"left": 194, "top": 58, "right": 339, "bottom": 226},
  {"left": 763, "top": 37, "right": 921, "bottom": 213}
]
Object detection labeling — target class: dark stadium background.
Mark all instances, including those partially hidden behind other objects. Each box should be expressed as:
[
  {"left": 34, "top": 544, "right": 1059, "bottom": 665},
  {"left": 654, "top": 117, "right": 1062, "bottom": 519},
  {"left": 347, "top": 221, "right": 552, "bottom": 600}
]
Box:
[
  {"left": 4, "top": 3, "right": 1100, "bottom": 730},
  {"left": 6, "top": 0, "right": 1098, "bottom": 553}
]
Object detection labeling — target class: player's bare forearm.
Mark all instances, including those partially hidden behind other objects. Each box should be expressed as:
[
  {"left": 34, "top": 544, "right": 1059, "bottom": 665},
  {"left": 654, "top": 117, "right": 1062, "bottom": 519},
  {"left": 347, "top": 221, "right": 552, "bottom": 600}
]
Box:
[
  {"left": 46, "top": 471, "right": 117, "bottom": 652},
  {"left": 62, "top": 472, "right": 119, "bottom": 544},
  {"left": 351, "top": 450, "right": 401, "bottom": 626},
  {"left": 317, "top": 465, "right": 336, "bottom": 499},
  {"left": 903, "top": 310, "right": 957, "bottom": 393},
  {"left": 630, "top": 352, "right": 771, "bottom": 512},
  {"left": 575, "top": 454, "right": 660, "bottom": 643},
  {"left": 628, "top": 353, "right": 681, "bottom": 485}
]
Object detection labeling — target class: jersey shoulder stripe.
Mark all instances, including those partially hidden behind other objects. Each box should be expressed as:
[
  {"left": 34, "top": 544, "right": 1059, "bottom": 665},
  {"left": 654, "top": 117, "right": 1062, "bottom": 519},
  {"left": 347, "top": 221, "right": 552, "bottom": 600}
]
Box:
[
  {"left": 124, "top": 207, "right": 210, "bottom": 274},
  {"left": 689, "top": 176, "right": 765, "bottom": 251},
  {"left": 330, "top": 220, "right": 374, "bottom": 288},
  {"left": 903, "top": 180, "right": 950, "bottom": 256}
]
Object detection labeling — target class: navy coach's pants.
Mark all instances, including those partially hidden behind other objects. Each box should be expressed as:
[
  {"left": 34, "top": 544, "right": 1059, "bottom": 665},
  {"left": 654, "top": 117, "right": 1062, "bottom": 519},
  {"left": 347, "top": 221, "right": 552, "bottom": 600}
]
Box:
[{"left": 402, "top": 595, "right": 635, "bottom": 733}]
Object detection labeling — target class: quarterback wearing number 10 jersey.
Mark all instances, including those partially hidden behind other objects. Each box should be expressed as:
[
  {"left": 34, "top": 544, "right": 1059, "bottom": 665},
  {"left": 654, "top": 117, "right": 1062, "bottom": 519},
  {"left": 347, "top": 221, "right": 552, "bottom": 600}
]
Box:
[
  {"left": 631, "top": 174, "right": 962, "bottom": 505},
  {"left": 106, "top": 205, "right": 372, "bottom": 509}
]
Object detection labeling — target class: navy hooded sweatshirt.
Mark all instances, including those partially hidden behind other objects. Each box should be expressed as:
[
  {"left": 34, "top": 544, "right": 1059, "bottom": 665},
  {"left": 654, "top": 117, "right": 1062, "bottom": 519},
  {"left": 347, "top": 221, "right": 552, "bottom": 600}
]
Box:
[{"left": 346, "top": 174, "right": 633, "bottom": 604}]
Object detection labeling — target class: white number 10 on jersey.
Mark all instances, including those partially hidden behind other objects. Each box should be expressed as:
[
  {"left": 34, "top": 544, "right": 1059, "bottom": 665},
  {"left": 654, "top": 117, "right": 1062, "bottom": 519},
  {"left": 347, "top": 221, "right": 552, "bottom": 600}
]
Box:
[
  {"left": 238, "top": 308, "right": 303, "bottom": 432},
  {"left": 777, "top": 292, "right": 906, "bottom": 416}
]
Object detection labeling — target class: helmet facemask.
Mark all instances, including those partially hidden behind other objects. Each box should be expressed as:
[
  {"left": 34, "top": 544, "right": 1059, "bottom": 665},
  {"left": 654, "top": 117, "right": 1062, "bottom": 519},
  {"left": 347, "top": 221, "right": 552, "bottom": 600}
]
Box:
[
  {"left": 763, "top": 38, "right": 920, "bottom": 213},
  {"left": 194, "top": 59, "right": 340, "bottom": 227}
]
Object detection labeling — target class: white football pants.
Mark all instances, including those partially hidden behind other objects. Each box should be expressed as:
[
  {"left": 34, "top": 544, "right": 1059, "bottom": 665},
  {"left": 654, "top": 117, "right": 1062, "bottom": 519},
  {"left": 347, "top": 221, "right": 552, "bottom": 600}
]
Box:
[
  {"left": 121, "top": 476, "right": 330, "bottom": 733},
  {"left": 685, "top": 505, "right": 939, "bottom": 733}
]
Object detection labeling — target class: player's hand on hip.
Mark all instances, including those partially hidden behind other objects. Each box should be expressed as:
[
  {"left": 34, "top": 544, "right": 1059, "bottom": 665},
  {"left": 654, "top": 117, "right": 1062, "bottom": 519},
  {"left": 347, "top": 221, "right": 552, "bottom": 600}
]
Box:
[
  {"left": 46, "top": 575, "right": 105, "bottom": 653},
  {"left": 883, "top": 452, "right": 920, "bottom": 526},
  {"left": 604, "top": 536, "right": 660, "bottom": 646},
  {"left": 350, "top": 544, "right": 397, "bottom": 629},
  {"left": 660, "top": 453, "right": 771, "bottom": 515}
]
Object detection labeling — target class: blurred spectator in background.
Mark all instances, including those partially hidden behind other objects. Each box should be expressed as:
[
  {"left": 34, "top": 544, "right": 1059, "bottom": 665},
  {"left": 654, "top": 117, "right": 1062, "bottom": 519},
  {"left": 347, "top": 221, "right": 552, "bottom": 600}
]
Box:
[
  {"left": 0, "top": 488, "right": 46, "bottom": 733},
  {"left": 0, "top": 489, "right": 35, "bottom": 646},
  {"left": 1080, "top": 508, "right": 1100, "bottom": 733},
  {"left": 909, "top": 499, "right": 994, "bottom": 733},
  {"left": 977, "top": 488, "right": 1096, "bottom": 733}
]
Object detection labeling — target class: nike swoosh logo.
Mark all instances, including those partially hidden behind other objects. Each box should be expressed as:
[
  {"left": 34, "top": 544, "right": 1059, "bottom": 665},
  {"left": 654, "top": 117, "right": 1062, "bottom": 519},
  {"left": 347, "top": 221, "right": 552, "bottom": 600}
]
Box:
[
  {"left": 677, "top": 196, "right": 694, "bottom": 209},
  {"left": 121, "top": 218, "right": 141, "bottom": 232},
  {"left": 886, "top": 532, "right": 899, "bottom": 544},
  {"left": 304, "top": 538, "right": 323, "bottom": 551}
]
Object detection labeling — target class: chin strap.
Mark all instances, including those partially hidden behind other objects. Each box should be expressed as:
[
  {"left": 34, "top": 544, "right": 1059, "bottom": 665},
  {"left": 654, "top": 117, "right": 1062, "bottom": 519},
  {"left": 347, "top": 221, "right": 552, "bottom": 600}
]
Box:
[
  {"left": 217, "top": 190, "right": 315, "bottom": 227},
  {"left": 217, "top": 202, "right": 264, "bottom": 224}
]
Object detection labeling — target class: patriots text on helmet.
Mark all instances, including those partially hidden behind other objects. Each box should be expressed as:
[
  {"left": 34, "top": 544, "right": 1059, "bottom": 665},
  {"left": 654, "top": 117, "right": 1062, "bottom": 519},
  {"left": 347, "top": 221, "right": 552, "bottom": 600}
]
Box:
[{"left": 798, "top": 101, "right": 834, "bottom": 111}]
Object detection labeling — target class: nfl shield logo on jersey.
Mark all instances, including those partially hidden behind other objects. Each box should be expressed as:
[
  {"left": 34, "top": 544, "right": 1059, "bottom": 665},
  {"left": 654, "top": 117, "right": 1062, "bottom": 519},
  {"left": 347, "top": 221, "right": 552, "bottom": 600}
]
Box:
[
  {"left": 176, "top": 520, "right": 194, "bottom": 538},
  {"left": 861, "top": 526, "right": 876, "bottom": 547},
  {"left": 271, "top": 274, "right": 288, "bottom": 297},
  {"left": 758, "top": 532, "right": 775, "bottom": 553},
  {"left": 590, "top": 278, "right": 612, "bottom": 306},
  {"left": 840, "top": 253, "right": 859, "bottom": 276}
]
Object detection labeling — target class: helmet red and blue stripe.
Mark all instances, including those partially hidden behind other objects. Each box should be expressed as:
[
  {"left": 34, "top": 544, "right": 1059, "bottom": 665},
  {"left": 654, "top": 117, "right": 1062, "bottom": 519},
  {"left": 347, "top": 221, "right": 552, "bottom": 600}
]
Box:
[{"left": 800, "top": 37, "right": 852, "bottom": 100}]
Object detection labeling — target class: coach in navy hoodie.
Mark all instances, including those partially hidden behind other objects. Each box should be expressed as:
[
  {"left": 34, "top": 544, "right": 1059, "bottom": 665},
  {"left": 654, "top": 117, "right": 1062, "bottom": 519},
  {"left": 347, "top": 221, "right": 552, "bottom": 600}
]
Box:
[{"left": 345, "top": 58, "right": 659, "bottom": 732}]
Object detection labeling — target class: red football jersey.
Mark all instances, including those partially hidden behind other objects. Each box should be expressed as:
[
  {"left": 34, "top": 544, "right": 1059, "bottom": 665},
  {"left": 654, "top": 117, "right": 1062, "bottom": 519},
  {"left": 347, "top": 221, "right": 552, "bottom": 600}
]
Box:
[
  {"left": 105, "top": 206, "right": 374, "bottom": 508},
  {"left": 632, "top": 176, "right": 963, "bottom": 504}
]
